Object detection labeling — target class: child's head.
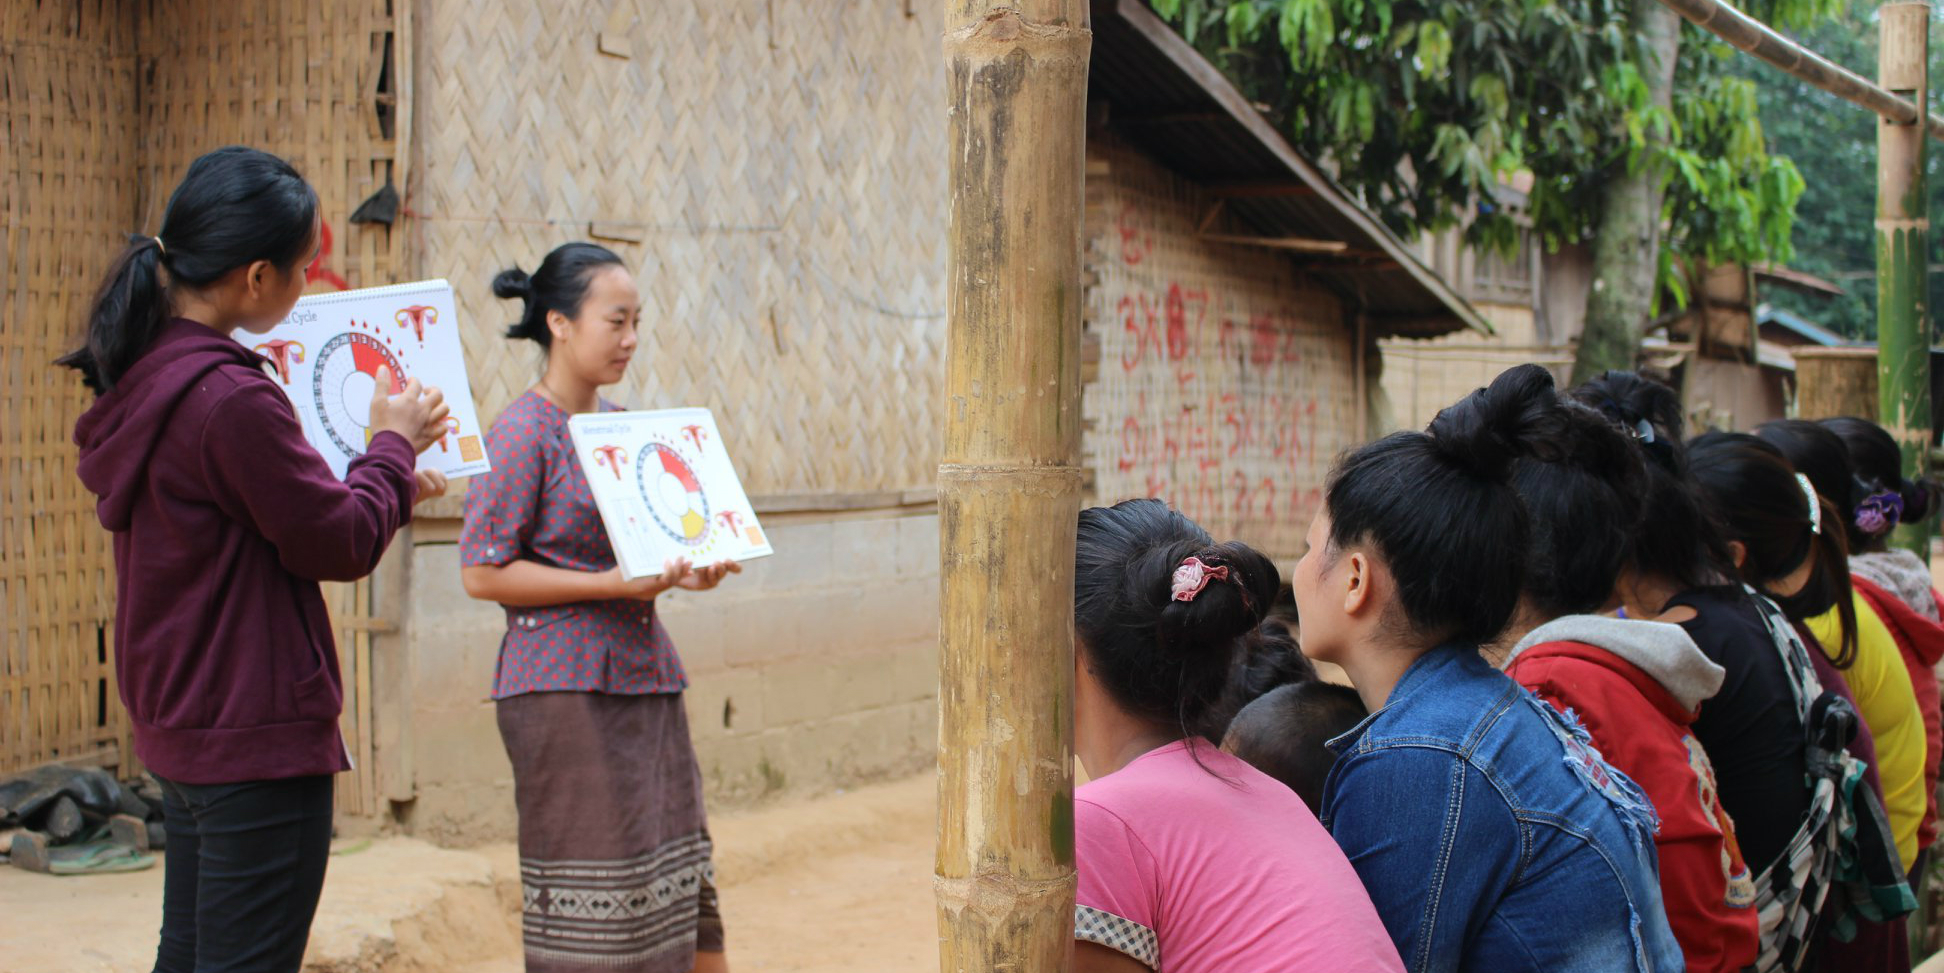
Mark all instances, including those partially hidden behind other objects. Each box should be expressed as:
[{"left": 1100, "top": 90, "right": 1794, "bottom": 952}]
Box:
[
  {"left": 1203, "top": 621, "right": 1319, "bottom": 743},
  {"left": 1569, "top": 371, "right": 1734, "bottom": 592},
  {"left": 1074, "top": 499, "right": 1280, "bottom": 741},
  {"left": 1292, "top": 364, "right": 1566, "bottom": 663},
  {"left": 1687, "top": 431, "right": 1857, "bottom": 665},
  {"left": 61, "top": 146, "right": 320, "bottom": 392},
  {"left": 1511, "top": 399, "right": 1649, "bottom": 619},
  {"left": 494, "top": 242, "right": 638, "bottom": 386},
  {"left": 1819, "top": 415, "right": 1932, "bottom": 552},
  {"left": 1223, "top": 681, "right": 1369, "bottom": 814}
]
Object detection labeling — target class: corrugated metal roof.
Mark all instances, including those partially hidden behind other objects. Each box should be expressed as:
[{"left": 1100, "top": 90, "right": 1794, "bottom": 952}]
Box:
[{"left": 1089, "top": 0, "right": 1489, "bottom": 338}]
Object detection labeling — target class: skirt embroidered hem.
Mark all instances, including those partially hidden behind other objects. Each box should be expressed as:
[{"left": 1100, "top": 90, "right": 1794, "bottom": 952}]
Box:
[{"left": 499, "top": 689, "right": 724, "bottom": 972}]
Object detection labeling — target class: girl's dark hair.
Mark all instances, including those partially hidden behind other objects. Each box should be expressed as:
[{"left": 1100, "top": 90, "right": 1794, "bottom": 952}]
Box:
[
  {"left": 1325, "top": 363, "right": 1567, "bottom": 646},
  {"left": 493, "top": 242, "right": 626, "bottom": 348},
  {"left": 1757, "top": 419, "right": 1866, "bottom": 534},
  {"left": 1821, "top": 415, "right": 1934, "bottom": 549},
  {"left": 1512, "top": 400, "right": 1650, "bottom": 617},
  {"left": 1568, "top": 372, "right": 1735, "bottom": 593},
  {"left": 1688, "top": 431, "right": 1858, "bottom": 667},
  {"left": 58, "top": 146, "right": 319, "bottom": 393},
  {"left": 1075, "top": 499, "right": 1280, "bottom": 740}
]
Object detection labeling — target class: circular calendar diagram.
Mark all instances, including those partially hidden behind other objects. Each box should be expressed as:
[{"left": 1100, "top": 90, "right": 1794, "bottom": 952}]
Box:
[
  {"left": 311, "top": 331, "right": 405, "bottom": 455},
  {"left": 636, "top": 442, "right": 711, "bottom": 545}
]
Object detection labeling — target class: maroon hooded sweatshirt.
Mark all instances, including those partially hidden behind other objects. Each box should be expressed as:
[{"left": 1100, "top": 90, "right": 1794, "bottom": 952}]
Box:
[{"left": 74, "top": 318, "right": 417, "bottom": 784}]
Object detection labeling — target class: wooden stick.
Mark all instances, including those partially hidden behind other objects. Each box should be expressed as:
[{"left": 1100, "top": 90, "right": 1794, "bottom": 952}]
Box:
[
  {"left": 1656, "top": 0, "right": 1944, "bottom": 141},
  {"left": 936, "top": 2, "right": 1089, "bottom": 970}
]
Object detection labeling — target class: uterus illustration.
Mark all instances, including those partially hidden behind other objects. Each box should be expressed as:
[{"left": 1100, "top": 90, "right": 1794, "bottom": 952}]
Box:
[
  {"left": 436, "top": 416, "right": 462, "bottom": 453},
  {"left": 593, "top": 445, "right": 628, "bottom": 480},
  {"left": 254, "top": 340, "right": 306, "bottom": 385},
  {"left": 716, "top": 510, "right": 744, "bottom": 534},
  {"left": 681, "top": 424, "right": 708, "bottom": 451},
  {"left": 395, "top": 305, "right": 438, "bottom": 342}
]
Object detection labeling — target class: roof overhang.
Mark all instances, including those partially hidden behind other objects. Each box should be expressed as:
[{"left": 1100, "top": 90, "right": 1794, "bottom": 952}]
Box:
[{"left": 1088, "top": 0, "right": 1492, "bottom": 338}]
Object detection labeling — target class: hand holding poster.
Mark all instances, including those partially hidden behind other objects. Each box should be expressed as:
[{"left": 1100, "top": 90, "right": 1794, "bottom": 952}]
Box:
[
  {"left": 568, "top": 408, "right": 775, "bottom": 579},
  {"left": 250, "top": 279, "right": 491, "bottom": 481}
]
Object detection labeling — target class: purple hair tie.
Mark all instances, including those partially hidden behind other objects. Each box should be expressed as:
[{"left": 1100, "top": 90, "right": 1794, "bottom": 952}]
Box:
[{"left": 1855, "top": 490, "right": 1904, "bottom": 535}]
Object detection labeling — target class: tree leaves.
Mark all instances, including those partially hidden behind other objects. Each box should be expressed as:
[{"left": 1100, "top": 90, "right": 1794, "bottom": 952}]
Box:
[{"left": 1153, "top": 0, "right": 1817, "bottom": 290}]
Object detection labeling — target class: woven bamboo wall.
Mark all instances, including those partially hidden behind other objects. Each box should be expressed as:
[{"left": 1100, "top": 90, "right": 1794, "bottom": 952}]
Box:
[
  {"left": 0, "top": 1, "right": 141, "bottom": 774},
  {"left": 136, "top": 0, "right": 410, "bottom": 815},
  {"left": 1082, "top": 137, "right": 1358, "bottom": 566},
  {"left": 412, "top": 0, "right": 946, "bottom": 499}
]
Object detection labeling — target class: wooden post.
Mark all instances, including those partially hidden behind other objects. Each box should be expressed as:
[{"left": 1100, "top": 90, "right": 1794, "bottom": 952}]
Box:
[
  {"left": 935, "top": 3, "right": 1089, "bottom": 971},
  {"left": 1878, "top": 2, "right": 1932, "bottom": 554}
]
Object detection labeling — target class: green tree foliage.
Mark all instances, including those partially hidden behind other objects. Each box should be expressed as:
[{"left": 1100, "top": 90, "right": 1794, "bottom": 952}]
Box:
[
  {"left": 1152, "top": 0, "right": 1818, "bottom": 305},
  {"left": 1735, "top": 10, "right": 1944, "bottom": 341}
]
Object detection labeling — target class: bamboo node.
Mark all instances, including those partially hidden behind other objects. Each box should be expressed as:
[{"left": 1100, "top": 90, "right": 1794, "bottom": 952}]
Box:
[
  {"left": 933, "top": 868, "right": 1076, "bottom": 922},
  {"left": 945, "top": 7, "right": 1091, "bottom": 59}
]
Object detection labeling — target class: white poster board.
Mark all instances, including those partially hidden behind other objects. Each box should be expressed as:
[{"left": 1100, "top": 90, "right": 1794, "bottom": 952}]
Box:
[
  {"left": 250, "top": 279, "right": 490, "bottom": 481},
  {"left": 567, "top": 408, "right": 775, "bottom": 578}
]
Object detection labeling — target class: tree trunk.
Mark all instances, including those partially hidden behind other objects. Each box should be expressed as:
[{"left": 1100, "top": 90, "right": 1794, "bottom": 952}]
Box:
[
  {"left": 1571, "top": 0, "right": 1681, "bottom": 384},
  {"left": 935, "top": 3, "right": 1089, "bottom": 972},
  {"left": 1877, "top": 3, "right": 1932, "bottom": 554}
]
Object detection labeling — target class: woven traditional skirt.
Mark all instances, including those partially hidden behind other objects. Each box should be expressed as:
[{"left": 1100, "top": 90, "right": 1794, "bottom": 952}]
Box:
[{"left": 497, "top": 691, "right": 724, "bottom": 972}]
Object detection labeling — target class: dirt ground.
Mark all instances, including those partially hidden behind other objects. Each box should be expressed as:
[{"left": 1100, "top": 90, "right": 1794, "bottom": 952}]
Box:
[{"left": 0, "top": 774, "right": 939, "bottom": 973}]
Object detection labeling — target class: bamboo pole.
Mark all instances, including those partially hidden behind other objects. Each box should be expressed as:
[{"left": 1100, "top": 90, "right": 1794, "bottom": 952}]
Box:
[
  {"left": 935, "top": 3, "right": 1089, "bottom": 971},
  {"left": 1878, "top": 3, "right": 1933, "bottom": 555},
  {"left": 1655, "top": 0, "right": 1944, "bottom": 142}
]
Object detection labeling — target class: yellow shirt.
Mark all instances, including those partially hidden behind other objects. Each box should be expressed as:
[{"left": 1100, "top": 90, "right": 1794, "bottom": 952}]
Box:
[{"left": 1807, "top": 592, "right": 1927, "bottom": 871}]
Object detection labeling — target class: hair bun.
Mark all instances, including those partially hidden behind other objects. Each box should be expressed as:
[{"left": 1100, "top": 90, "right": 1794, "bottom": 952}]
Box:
[
  {"left": 1157, "top": 542, "right": 1280, "bottom": 655},
  {"left": 1427, "top": 363, "right": 1563, "bottom": 480},
  {"left": 1902, "top": 477, "right": 1934, "bottom": 522},
  {"left": 492, "top": 266, "right": 532, "bottom": 300}
]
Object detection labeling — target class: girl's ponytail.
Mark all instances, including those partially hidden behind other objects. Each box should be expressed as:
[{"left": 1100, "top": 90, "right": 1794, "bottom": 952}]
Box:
[
  {"left": 57, "top": 235, "right": 170, "bottom": 392},
  {"left": 57, "top": 146, "right": 318, "bottom": 394},
  {"left": 1689, "top": 431, "right": 1859, "bottom": 667}
]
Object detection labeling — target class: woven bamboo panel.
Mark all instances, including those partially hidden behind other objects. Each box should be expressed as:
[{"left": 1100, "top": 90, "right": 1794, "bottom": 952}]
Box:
[
  {"left": 1081, "top": 137, "right": 1358, "bottom": 566},
  {"left": 135, "top": 0, "right": 410, "bottom": 815},
  {"left": 412, "top": 0, "right": 947, "bottom": 500},
  {"left": 0, "top": 1, "right": 141, "bottom": 774}
]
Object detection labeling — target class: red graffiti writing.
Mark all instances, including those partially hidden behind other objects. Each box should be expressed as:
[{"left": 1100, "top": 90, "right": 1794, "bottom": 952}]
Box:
[
  {"left": 1116, "top": 202, "right": 1154, "bottom": 266},
  {"left": 306, "top": 223, "right": 350, "bottom": 292}
]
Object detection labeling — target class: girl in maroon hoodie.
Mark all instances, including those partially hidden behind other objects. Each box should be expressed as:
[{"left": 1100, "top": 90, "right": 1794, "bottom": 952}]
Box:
[{"left": 62, "top": 146, "right": 451, "bottom": 973}]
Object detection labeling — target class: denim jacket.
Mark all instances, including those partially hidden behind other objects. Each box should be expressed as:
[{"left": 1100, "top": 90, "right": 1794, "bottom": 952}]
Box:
[{"left": 1320, "top": 648, "right": 1686, "bottom": 973}]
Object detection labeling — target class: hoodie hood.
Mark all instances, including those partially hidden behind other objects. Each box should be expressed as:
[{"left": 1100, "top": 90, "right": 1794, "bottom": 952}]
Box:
[
  {"left": 74, "top": 319, "right": 264, "bottom": 531},
  {"left": 1507, "top": 615, "right": 1726, "bottom": 712}
]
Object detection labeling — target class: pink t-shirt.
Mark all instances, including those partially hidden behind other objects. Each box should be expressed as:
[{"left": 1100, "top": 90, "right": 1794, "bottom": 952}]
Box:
[{"left": 1075, "top": 740, "right": 1405, "bottom": 972}]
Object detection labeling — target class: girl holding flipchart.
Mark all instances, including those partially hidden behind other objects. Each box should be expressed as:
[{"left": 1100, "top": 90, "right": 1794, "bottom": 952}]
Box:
[{"left": 460, "top": 242, "right": 738, "bottom": 973}]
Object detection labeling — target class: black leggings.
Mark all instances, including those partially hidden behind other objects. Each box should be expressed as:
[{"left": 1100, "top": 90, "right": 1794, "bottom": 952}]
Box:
[{"left": 151, "top": 774, "right": 335, "bottom": 973}]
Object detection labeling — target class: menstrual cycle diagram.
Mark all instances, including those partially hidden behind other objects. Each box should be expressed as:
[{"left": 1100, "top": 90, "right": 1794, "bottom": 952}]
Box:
[
  {"left": 592, "top": 439, "right": 730, "bottom": 547},
  {"left": 302, "top": 314, "right": 464, "bottom": 456}
]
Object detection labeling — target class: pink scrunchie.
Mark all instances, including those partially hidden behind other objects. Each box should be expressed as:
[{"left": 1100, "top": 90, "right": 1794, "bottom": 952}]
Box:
[{"left": 1171, "top": 557, "right": 1231, "bottom": 602}]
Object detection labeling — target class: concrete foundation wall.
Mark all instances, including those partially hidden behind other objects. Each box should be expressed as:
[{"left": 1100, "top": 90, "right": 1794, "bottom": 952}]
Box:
[{"left": 396, "top": 512, "right": 939, "bottom": 845}]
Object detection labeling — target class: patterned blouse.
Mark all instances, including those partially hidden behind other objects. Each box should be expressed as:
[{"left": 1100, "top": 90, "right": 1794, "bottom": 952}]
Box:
[{"left": 459, "top": 389, "right": 685, "bottom": 698}]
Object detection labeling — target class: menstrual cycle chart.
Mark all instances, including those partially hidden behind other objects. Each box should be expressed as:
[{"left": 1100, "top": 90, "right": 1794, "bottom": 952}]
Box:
[{"left": 570, "top": 409, "right": 773, "bottom": 578}]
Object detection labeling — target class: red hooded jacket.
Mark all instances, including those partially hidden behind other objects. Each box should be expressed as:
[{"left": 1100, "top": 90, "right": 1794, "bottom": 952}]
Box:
[
  {"left": 1853, "top": 574, "right": 1944, "bottom": 851},
  {"left": 1504, "top": 616, "right": 1758, "bottom": 973},
  {"left": 73, "top": 319, "right": 416, "bottom": 784}
]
